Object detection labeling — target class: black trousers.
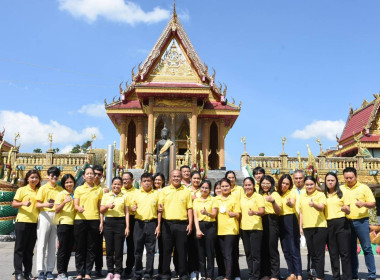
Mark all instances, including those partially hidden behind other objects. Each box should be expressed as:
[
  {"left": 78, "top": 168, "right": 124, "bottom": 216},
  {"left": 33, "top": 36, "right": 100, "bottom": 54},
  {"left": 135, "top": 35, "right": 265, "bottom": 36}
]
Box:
[
  {"left": 95, "top": 231, "right": 103, "bottom": 271},
  {"left": 158, "top": 235, "right": 163, "bottom": 274},
  {"left": 279, "top": 214, "right": 302, "bottom": 276},
  {"left": 74, "top": 219, "right": 101, "bottom": 275},
  {"left": 327, "top": 218, "right": 352, "bottom": 280},
  {"left": 303, "top": 227, "right": 327, "bottom": 279},
  {"left": 195, "top": 221, "right": 216, "bottom": 279},
  {"left": 125, "top": 215, "right": 135, "bottom": 273},
  {"left": 161, "top": 219, "right": 189, "bottom": 279},
  {"left": 13, "top": 222, "right": 37, "bottom": 275},
  {"left": 218, "top": 235, "right": 240, "bottom": 280},
  {"left": 187, "top": 225, "right": 199, "bottom": 273},
  {"left": 241, "top": 230, "right": 262, "bottom": 280},
  {"left": 57, "top": 224, "right": 74, "bottom": 274},
  {"left": 261, "top": 214, "right": 280, "bottom": 279},
  {"left": 104, "top": 217, "right": 125, "bottom": 274},
  {"left": 214, "top": 225, "right": 225, "bottom": 277},
  {"left": 134, "top": 219, "right": 157, "bottom": 278}
]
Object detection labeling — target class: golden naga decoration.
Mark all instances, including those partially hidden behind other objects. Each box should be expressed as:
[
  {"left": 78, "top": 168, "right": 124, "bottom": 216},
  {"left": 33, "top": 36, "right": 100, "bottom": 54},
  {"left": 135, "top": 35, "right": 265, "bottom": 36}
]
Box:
[
  {"left": 316, "top": 138, "right": 323, "bottom": 154},
  {"left": 212, "top": 67, "right": 216, "bottom": 80},
  {"left": 48, "top": 133, "right": 53, "bottom": 150},
  {"left": 281, "top": 137, "right": 287, "bottom": 154},
  {"left": 241, "top": 136, "right": 246, "bottom": 152},
  {"left": 353, "top": 132, "right": 364, "bottom": 156},
  {"left": 119, "top": 81, "right": 123, "bottom": 94},
  {"left": 14, "top": 132, "right": 20, "bottom": 147}
]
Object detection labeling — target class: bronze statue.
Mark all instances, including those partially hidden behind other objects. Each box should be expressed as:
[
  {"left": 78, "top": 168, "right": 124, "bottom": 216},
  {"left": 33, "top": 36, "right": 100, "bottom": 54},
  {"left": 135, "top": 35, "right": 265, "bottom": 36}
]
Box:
[{"left": 155, "top": 124, "right": 173, "bottom": 183}]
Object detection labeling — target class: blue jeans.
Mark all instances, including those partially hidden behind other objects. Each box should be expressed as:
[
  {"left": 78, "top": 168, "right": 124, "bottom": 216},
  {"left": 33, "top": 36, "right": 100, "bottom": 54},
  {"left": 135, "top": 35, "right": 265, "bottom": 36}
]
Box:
[{"left": 350, "top": 218, "right": 376, "bottom": 278}]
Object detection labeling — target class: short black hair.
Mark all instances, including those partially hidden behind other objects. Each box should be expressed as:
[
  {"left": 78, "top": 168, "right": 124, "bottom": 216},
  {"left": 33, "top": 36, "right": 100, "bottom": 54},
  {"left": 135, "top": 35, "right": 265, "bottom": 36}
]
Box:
[
  {"left": 47, "top": 166, "right": 61, "bottom": 177},
  {"left": 191, "top": 170, "right": 201, "bottom": 178},
  {"left": 180, "top": 165, "right": 190, "bottom": 171},
  {"left": 225, "top": 170, "right": 236, "bottom": 179},
  {"left": 277, "top": 174, "right": 294, "bottom": 196},
  {"left": 141, "top": 172, "right": 154, "bottom": 181},
  {"left": 324, "top": 172, "right": 343, "bottom": 199},
  {"left": 93, "top": 165, "right": 104, "bottom": 173},
  {"left": 259, "top": 175, "right": 276, "bottom": 195},
  {"left": 253, "top": 167, "right": 265, "bottom": 175},
  {"left": 122, "top": 171, "right": 133, "bottom": 178},
  {"left": 153, "top": 173, "right": 165, "bottom": 188},
  {"left": 61, "top": 174, "right": 76, "bottom": 191},
  {"left": 243, "top": 177, "right": 256, "bottom": 192},
  {"left": 343, "top": 167, "right": 357, "bottom": 176}
]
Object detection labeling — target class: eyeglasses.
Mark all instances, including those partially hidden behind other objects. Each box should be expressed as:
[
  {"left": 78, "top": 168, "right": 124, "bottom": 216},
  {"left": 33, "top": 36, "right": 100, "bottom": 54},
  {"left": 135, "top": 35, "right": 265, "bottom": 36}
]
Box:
[{"left": 94, "top": 173, "right": 103, "bottom": 177}]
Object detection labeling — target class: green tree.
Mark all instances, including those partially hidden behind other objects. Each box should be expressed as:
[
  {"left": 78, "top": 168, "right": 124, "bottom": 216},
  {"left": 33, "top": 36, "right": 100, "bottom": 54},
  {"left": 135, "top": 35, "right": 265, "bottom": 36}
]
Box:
[
  {"left": 71, "top": 144, "right": 81, "bottom": 153},
  {"left": 33, "top": 148, "right": 42, "bottom": 153},
  {"left": 81, "top": 140, "right": 91, "bottom": 152},
  {"left": 53, "top": 148, "right": 60, "bottom": 153}
]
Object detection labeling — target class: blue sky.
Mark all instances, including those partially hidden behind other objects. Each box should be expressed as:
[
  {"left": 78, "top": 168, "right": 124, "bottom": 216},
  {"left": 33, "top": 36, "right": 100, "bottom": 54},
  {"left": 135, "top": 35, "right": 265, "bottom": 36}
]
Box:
[{"left": 1, "top": 0, "right": 380, "bottom": 170}]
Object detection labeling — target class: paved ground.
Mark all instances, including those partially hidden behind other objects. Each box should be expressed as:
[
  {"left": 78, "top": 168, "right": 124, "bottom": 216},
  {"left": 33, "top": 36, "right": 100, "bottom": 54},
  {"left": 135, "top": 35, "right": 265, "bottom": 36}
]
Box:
[{"left": 1, "top": 241, "right": 379, "bottom": 280}]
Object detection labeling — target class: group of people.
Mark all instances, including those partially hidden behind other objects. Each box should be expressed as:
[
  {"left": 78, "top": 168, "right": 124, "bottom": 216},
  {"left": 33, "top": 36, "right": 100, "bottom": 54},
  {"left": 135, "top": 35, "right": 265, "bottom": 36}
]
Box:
[{"left": 12, "top": 164, "right": 377, "bottom": 280}]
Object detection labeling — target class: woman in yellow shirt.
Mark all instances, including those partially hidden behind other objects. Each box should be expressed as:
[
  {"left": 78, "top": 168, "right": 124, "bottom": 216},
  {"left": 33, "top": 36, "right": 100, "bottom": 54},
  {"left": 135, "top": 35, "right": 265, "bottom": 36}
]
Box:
[
  {"left": 153, "top": 172, "right": 165, "bottom": 278},
  {"left": 259, "top": 175, "right": 282, "bottom": 280},
  {"left": 277, "top": 174, "right": 302, "bottom": 280},
  {"left": 299, "top": 176, "right": 327, "bottom": 280},
  {"left": 240, "top": 177, "right": 265, "bottom": 280},
  {"left": 12, "top": 170, "right": 41, "bottom": 280},
  {"left": 324, "top": 172, "right": 351, "bottom": 280},
  {"left": 213, "top": 181, "right": 225, "bottom": 279},
  {"left": 194, "top": 179, "right": 218, "bottom": 280},
  {"left": 100, "top": 177, "right": 129, "bottom": 280},
  {"left": 55, "top": 174, "right": 76, "bottom": 280},
  {"left": 215, "top": 178, "right": 241, "bottom": 280}
]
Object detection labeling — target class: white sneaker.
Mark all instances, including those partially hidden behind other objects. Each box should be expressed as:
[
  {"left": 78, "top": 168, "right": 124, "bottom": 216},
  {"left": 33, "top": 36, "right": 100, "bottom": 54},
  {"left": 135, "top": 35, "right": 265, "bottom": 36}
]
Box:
[{"left": 190, "top": 271, "right": 197, "bottom": 280}]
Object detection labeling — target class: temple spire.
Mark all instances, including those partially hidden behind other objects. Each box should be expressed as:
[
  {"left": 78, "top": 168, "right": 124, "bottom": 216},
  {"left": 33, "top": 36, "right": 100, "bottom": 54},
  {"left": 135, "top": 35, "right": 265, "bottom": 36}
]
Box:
[{"left": 173, "top": 0, "right": 177, "bottom": 19}]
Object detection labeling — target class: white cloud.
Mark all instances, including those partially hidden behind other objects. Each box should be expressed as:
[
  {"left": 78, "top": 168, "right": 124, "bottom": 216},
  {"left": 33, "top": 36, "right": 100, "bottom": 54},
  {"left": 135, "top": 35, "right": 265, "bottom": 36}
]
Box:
[
  {"left": 291, "top": 120, "right": 345, "bottom": 141},
  {"left": 78, "top": 103, "right": 106, "bottom": 118},
  {"left": 58, "top": 0, "right": 170, "bottom": 25},
  {"left": 60, "top": 145, "right": 74, "bottom": 154},
  {"left": 0, "top": 110, "right": 103, "bottom": 147}
]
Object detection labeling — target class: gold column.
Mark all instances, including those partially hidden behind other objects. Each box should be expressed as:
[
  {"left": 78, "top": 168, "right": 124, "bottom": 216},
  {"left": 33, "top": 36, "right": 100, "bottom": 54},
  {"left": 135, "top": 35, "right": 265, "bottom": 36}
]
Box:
[
  {"left": 202, "top": 119, "right": 210, "bottom": 169},
  {"left": 219, "top": 119, "right": 225, "bottom": 168},
  {"left": 120, "top": 120, "right": 127, "bottom": 166},
  {"left": 190, "top": 98, "right": 198, "bottom": 163},
  {"left": 148, "top": 97, "right": 154, "bottom": 153},
  {"left": 136, "top": 116, "right": 143, "bottom": 168}
]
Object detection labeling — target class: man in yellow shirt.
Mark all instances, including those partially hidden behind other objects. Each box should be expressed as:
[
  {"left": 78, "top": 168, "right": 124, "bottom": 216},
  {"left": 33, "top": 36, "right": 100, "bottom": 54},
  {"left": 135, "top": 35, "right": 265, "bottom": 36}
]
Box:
[
  {"left": 180, "top": 165, "right": 191, "bottom": 187},
  {"left": 131, "top": 173, "right": 161, "bottom": 280},
  {"left": 253, "top": 166, "right": 265, "bottom": 193},
  {"left": 342, "top": 167, "right": 376, "bottom": 280},
  {"left": 158, "top": 169, "right": 193, "bottom": 280}
]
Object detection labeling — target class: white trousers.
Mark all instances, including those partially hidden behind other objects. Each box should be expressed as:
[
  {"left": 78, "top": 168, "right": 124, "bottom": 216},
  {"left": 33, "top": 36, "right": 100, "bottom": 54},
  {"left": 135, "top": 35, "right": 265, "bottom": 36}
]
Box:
[{"left": 36, "top": 211, "right": 57, "bottom": 273}]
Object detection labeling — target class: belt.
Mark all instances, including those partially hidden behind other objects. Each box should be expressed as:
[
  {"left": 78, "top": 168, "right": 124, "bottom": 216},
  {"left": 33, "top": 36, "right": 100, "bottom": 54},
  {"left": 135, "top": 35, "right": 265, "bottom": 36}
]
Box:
[
  {"left": 164, "top": 219, "right": 187, "bottom": 224},
  {"left": 137, "top": 219, "right": 157, "bottom": 223}
]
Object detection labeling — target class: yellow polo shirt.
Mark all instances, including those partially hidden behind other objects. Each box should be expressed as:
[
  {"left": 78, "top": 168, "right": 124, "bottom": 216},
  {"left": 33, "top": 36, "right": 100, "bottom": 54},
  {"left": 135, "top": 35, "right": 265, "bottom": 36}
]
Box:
[
  {"left": 55, "top": 190, "right": 75, "bottom": 225},
  {"left": 231, "top": 185, "right": 243, "bottom": 201},
  {"left": 14, "top": 184, "right": 39, "bottom": 223},
  {"left": 325, "top": 191, "right": 350, "bottom": 220},
  {"left": 262, "top": 192, "right": 282, "bottom": 215},
  {"left": 341, "top": 182, "right": 376, "bottom": 220},
  {"left": 121, "top": 186, "right": 137, "bottom": 216},
  {"left": 295, "top": 187, "right": 306, "bottom": 217},
  {"left": 131, "top": 188, "right": 159, "bottom": 221},
  {"left": 215, "top": 195, "right": 241, "bottom": 235},
  {"left": 36, "top": 182, "right": 63, "bottom": 212},
  {"left": 240, "top": 192, "right": 265, "bottom": 230},
  {"left": 280, "top": 188, "right": 297, "bottom": 215},
  {"left": 300, "top": 190, "right": 327, "bottom": 228},
  {"left": 193, "top": 196, "right": 216, "bottom": 222},
  {"left": 101, "top": 192, "right": 127, "bottom": 218},
  {"left": 158, "top": 185, "right": 192, "bottom": 221},
  {"left": 255, "top": 182, "right": 260, "bottom": 193},
  {"left": 74, "top": 183, "right": 103, "bottom": 220}
]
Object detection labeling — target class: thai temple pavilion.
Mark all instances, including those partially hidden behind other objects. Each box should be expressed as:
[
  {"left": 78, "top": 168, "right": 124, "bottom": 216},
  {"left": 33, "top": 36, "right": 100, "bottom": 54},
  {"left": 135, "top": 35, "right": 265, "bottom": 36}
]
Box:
[
  {"left": 105, "top": 6, "right": 241, "bottom": 170},
  {"left": 326, "top": 94, "right": 380, "bottom": 157}
]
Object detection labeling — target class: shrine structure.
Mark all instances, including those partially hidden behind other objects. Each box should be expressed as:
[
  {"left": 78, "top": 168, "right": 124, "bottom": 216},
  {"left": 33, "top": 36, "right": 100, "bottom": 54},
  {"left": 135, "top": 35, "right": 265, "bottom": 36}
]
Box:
[{"left": 105, "top": 6, "right": 241, "bottom": 170}]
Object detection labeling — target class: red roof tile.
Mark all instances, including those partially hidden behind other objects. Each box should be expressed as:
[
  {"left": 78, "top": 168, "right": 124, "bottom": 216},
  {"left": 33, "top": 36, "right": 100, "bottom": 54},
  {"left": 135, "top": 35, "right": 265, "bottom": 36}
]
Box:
[
  {"left": 361, "top": 135, "right": 380, "bottom": 142},
  {"left": 137, "top": 82, "right": 206, "bottom": 88},
  {"left": 106, "top": 100, "right": 141, "bottom": 110},
  {"left": 340, "top": 104, "right": 374, "bottom": 142},
  {"left": 203, "top": 101, "right": 238, "bottom": 110}
]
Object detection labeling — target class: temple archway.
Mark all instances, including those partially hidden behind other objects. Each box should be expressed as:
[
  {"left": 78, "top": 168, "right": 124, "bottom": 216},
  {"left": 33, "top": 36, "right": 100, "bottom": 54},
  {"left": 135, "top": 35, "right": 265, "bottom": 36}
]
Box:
[
  {"left": 209, "top": 121, "right": 219, "bottom": 169},
  {"left": 126, "top": 120, "right": 136, "bottom": 168}
]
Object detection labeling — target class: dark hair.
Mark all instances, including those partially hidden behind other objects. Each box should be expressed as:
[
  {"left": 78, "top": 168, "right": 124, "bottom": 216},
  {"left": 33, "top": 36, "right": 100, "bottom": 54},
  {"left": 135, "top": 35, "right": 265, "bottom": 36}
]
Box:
[
  {"left": 259, "top": 175, "right": 276, "bottom": 195},
  {"left": 200, "top": 179, "right": 212, "bottom": 192},
  {"left": 180, "top": 165, "right": 190, "bottom": 171},
  {"left": 324, "top": 172, "right": 343, "bottom": 199},
  {"left": 304, "top": 176, "right": 317, "bottom": 184},
  {"left": 225, "top": 170, "right": 236, "bottom": 179},
  {"left": 213, "top": 180, "right": 221, "bottom": 196},
  {"left": 61, "top": 174, "right": 75, "bottom": 191},
  {"left": 141, "top": 172, "right": 154, "bottom": 181},
  {"left": 243, "top": 177, "right": 256, "bottom": 192},
  {"left": 153, "top": 173, "right": 165, "bottom": 188},
  {"left": 220, "top": 177, "right": 232, "bottom": 186},
  {"left": 84, "top": 166, "right": 94, "bottom": 174},
  {"left": 191, "top": 170, "right": 201, "bottom": 178},
  {"left": 122, "top": 171, "right": 134, "bottom": 178},
  {"left": 24, "top": 170, "right": 41, "bottom": 188},
  {"left": 343, "top": 167, "right": 357, "bottom": 176},
  {"left": 47, "top": 166, "right": 60, "bottom": 177},
  {"left": 112, "top": 176, "right": 122, "bottom": 184},
  {"left": 277, "top": 174, "right": 294, "bottom": 196},
  {"left": 93, "top": 165, "right": 104, "bottom": 173},
  {"left": 253, "top": 167, "right": 265, "bottom": 176}
]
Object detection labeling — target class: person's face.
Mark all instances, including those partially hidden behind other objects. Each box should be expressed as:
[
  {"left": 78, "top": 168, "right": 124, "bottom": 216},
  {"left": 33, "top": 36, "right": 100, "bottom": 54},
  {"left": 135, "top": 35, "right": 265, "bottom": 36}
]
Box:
[
  {"left": 84, "top": 168, "right": 94, "bottom": 184},
  {"left": 191, "top": 173, "right": 201, "bottom": 188},
  {"left": 200, "top": 183, "right": 210, "bottom": 197},
  {"left": 221, "top": 181, "right": 231, "bottom": 196},
  {"left": 293, "top": 172, "right": 305, "bottom": 188},
  {"left": 243, "top": 179, "right": 254, "bottom": 196},
  {"left": 141, "top": 177, "right": 153, "bottom": 192},
  {"left": 226, "top": 173, "right": 236, "bottom": 186},
  {"left": 64, "top": 177, "right": 74, "bottom": 193},
  {"left": 181, "top": 168, "right": 191, "bottom": 181},
  {"left": 305, "top": 179, "right": 316, "bottom": 194},
  {"left": 28, "top": 173, "right": 40, "bottom": 188},
  {"left": 343, "top": 172, "right": 357, "bottom": 187},
  {"left": 254, "top": 171, "right": 264, "bottom": 182},
  {"left": 281, "top": 178, "right": 291, "bottom": 193},
  {"left": 48, "top": 173, "right": 59, "bottom": 185},
  {"left": 122, "top": 174, "right": 133, "bottom": 187},
  {"left": 154, "top": 176, "right": 164, "bottom": 189},
  {"left": 171, "top": 170, "right": 182, "bottom": 187},
  {"left": 325, "top": 175, "right": 337, "bottom": 192},
  {"left": 112, "top": 179, "right": 122, "bottom": 194},
  {"left": 214, "top": 184, "right": 222, "bottom": 196},
  {"left": 261, "top": 179, "right": 272, "bottom": 193},
  {"left": 94, "top": 170, "right": 103, "bottom": 184}
]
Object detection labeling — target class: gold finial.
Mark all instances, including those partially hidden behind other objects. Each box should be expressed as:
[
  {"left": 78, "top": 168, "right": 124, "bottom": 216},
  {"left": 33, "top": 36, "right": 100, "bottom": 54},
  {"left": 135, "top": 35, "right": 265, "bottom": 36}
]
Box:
[
  {"left": 14, "top": 132, "right": 20, "bottom": 147},
  {"left": 240, "top": 137, "right": 246, "bottom": 152},
  {"left": 316, "top": 138, "right": 323, "bottom": 154},
  {"left": 173, "top": 0, "right": 177, "bottom": 18},
  {"left": 281, "top": 137, "right": 287, "bottom": 154},
  {"left": 90, "top": 134, "right": 96, "bottom": 150},
  {"left": 48, "top": 133, "right": 53, "bottom": 150}
]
